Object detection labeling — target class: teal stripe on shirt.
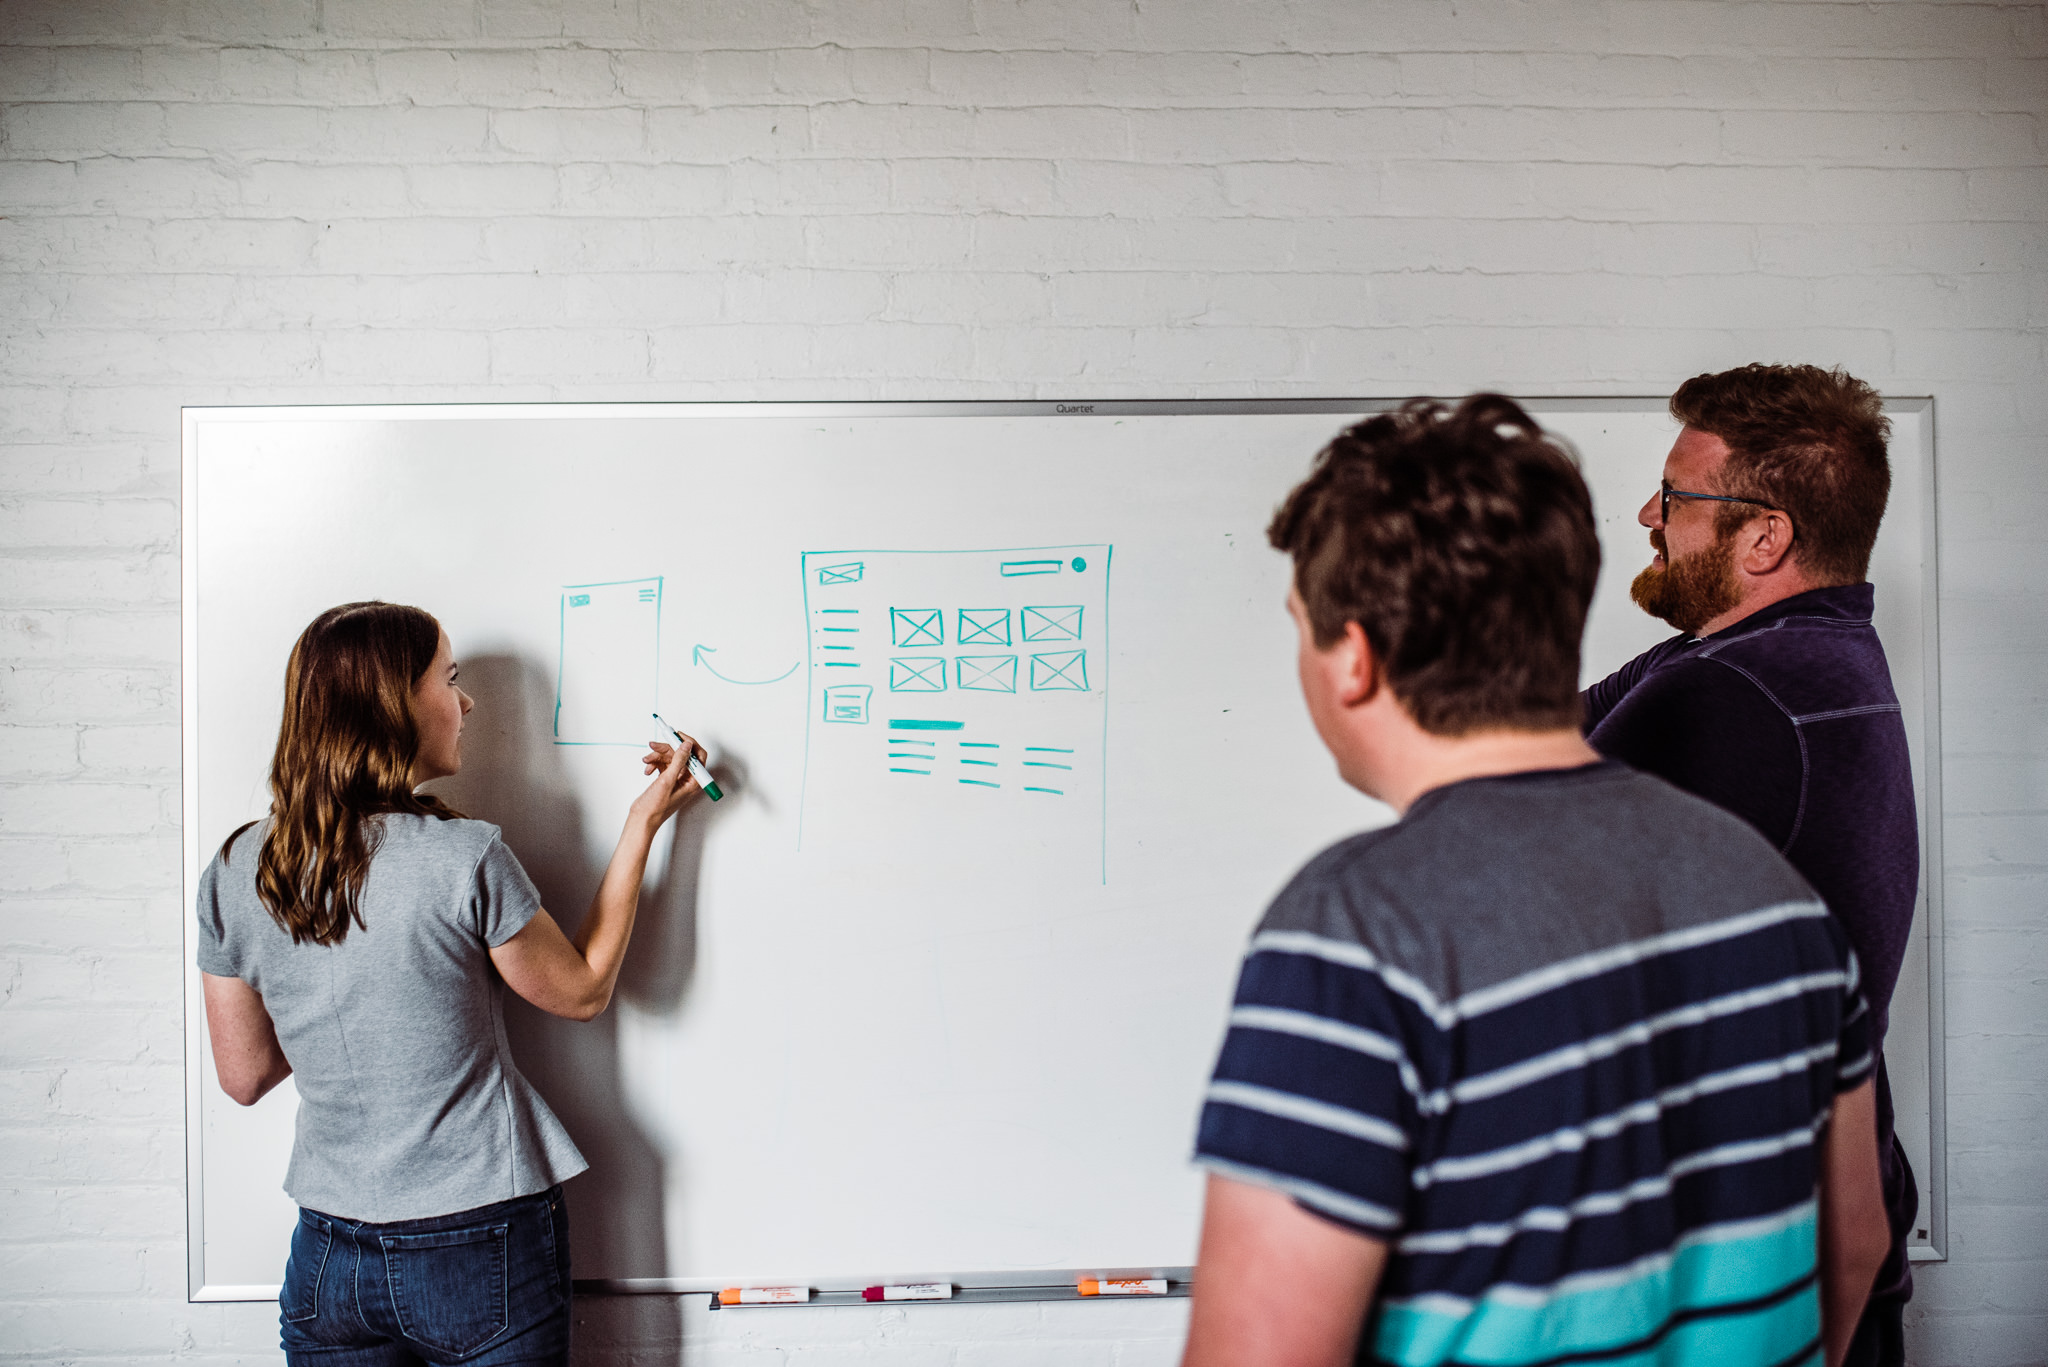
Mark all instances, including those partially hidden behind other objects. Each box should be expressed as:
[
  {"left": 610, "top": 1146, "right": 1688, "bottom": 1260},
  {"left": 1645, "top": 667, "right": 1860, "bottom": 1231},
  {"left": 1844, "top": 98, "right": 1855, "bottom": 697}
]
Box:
[
  {"left": 1371, "top": 1206, "right": 1819, "bottom": 1367},
  {"left": 1373, "top": 1293, "right": 1819, "bottom": 1367}
]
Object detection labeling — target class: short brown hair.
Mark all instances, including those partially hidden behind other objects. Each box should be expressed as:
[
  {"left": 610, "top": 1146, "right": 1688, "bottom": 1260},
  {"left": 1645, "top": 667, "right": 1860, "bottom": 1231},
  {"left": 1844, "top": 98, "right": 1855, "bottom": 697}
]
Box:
[
  {"left": 1268, "top": 395, "right": 1600, "bottom": 736},
  {"left": 1670, "top": 364, "right": 1891, "bottom": 583}
]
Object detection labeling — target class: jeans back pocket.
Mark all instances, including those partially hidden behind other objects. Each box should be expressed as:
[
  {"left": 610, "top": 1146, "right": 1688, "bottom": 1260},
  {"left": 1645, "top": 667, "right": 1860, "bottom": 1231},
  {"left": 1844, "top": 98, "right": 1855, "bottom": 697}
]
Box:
[
  {"left": 281, "top": 1213, "right": 333, "bottom": 1325},
  {"left": 379, "top": 1223, "right": 510, "bottom": 1361}
]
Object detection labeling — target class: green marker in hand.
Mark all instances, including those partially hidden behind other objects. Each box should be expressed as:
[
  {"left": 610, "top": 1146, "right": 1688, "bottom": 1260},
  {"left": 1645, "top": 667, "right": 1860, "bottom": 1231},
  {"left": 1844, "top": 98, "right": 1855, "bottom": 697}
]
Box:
[{"left": 652, "top": 712, "right": 722, "bottom": 801}]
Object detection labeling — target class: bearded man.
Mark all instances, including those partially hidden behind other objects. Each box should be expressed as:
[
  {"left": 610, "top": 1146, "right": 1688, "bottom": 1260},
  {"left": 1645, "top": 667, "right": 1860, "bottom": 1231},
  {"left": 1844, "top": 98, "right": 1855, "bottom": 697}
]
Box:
[{"left": 1583, "top": 363, "right": 1919, "bottom": 1367}]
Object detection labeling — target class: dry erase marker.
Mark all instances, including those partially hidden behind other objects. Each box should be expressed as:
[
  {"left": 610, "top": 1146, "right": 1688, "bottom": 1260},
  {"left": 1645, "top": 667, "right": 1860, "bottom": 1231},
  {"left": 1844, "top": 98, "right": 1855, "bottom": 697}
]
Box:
[
  {"left": 862, "top": 1283, "right": 954, "bottom": 1302},
  {"left": 651, "top": 712, "right": 722, "bottom": 800},
  {"left": 718, "top": 1286, "right": 810, "bottom": 1305},
  {"left": 1078, "top": 1278, "right": 1168, "bottom": 1297}
]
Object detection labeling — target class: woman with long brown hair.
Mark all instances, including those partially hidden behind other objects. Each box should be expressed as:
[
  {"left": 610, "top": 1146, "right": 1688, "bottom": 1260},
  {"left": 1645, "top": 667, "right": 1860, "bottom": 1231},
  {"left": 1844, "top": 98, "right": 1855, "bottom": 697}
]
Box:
[{"left": 196, "top": 601, "right": 704, "bottom": 1366}]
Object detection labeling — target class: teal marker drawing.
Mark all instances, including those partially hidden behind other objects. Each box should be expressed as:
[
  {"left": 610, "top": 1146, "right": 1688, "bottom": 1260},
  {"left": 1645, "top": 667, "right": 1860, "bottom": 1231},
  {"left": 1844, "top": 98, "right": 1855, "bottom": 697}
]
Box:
[{"left": 651, "top": 712, "right": 723, "bottom": 801}]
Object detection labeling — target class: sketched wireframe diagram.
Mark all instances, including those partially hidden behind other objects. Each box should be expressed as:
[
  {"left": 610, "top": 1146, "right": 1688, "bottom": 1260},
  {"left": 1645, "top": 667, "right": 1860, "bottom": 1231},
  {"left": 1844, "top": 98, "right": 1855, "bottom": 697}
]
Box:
[
  {"left": 555, "top": 576, "right": 663, "bottom": 745},
  {"left": 797, "top": 546, "right": 1113, "bottom": 880}
]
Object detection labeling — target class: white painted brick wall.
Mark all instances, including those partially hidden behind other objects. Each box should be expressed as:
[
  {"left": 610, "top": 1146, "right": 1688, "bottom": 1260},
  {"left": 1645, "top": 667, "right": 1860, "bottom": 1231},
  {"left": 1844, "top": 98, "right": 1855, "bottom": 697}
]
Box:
[{"left": 2, "top": 2, "right": 2042, "bottom": 1363}]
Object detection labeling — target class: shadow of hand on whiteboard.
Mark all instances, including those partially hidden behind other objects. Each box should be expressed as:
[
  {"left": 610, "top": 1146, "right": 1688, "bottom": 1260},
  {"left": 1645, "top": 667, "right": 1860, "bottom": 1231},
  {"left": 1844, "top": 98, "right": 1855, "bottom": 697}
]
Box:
[{"left": 428, "top": 653, "right": 692, "bottom": 1327}]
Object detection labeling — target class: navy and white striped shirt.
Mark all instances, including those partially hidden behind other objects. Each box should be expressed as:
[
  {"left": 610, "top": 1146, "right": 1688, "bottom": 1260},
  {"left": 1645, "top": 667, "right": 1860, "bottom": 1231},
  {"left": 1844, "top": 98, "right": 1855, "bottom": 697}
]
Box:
[{"left": 1196, "top": 762, "right": 1872, "bottom": 1367}]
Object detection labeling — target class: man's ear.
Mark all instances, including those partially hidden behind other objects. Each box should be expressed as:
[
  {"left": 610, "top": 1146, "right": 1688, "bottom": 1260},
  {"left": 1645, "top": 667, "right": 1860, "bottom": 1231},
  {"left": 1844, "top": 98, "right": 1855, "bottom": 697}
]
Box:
[
  {"left": 1335, "top": 621, "right": 1381, "bottom": 708},
  {"left": 1738, "top": 509, "right": 1798, "bottom": 576}
]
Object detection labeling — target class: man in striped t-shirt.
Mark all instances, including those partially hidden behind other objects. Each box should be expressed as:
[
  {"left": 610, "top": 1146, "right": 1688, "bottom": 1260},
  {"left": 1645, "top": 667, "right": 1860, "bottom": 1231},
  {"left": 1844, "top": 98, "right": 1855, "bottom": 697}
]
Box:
[{"left": 1182, "top": 396, "right": 1891, "bottom": 1367}]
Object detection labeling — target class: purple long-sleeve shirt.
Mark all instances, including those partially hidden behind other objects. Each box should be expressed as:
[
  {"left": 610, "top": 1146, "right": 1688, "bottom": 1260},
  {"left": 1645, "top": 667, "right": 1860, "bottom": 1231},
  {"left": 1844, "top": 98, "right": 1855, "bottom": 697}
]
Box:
[{"left": 1584, "top": 582, "right": 1920, "bottom": 1297}]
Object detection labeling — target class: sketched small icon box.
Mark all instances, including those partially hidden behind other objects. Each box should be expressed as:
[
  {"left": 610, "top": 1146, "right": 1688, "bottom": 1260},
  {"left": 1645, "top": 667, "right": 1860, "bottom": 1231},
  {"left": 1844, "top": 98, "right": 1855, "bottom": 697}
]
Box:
[{"left": 822, "top": 684, "right": 872, "bottom": 723}]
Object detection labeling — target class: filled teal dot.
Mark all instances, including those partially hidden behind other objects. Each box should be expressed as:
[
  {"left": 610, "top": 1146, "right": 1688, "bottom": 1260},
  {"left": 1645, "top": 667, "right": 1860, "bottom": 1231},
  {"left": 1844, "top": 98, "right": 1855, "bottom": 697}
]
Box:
[{"left": 1071, "top": 557, "right": 1087, "bottom": 572}]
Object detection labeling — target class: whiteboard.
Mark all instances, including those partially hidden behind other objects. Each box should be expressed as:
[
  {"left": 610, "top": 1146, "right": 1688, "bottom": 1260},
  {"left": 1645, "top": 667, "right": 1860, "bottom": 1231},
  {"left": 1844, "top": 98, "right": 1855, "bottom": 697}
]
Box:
[{"left": 182, "top": 399, "right": 1944, "bottom": 1299}]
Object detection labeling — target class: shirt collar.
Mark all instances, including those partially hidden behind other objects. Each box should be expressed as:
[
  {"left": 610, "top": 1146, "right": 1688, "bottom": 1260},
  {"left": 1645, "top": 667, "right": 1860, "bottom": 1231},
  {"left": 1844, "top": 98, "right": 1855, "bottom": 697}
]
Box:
[{"left": 1698, "top": 582, "right": 1875, "bottom": 643}]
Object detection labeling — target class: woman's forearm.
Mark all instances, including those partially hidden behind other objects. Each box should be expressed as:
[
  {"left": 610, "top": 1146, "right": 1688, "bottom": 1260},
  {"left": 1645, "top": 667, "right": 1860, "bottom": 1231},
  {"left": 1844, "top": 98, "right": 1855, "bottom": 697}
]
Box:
[
  {"left": 571, "top": 812, "right": 662, "bottom": 1011},
  {"left": 202, "top": 972, "right": 295, "bottom": 1105}
]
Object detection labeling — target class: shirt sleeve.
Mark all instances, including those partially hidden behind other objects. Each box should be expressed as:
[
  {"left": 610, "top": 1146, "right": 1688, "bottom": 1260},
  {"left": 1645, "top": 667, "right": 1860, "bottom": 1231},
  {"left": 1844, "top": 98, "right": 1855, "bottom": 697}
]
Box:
[
  {"left": 1193, "top": 936, "right": 1423, "bottom": 1237},
  {"left": 193, "top": 856, "right": 240, "bottom": 977},
  {"left": 193, "top": 829, "right": 261, "bottom": 978},
  {"left": 1581, "top": 635, "right": 1688, "bottom": 732},
  {"left": 1587, "top": 657, "right": 1804, "bottom": 851},
  {"left": 469, "top": 833, "right": 545, "bottom": 947}
]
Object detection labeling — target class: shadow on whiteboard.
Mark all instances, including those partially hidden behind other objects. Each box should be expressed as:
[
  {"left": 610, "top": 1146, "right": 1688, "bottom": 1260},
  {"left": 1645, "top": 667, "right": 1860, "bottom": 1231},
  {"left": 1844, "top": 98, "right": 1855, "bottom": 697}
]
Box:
[{"left": 429, "top": 653, "right": 708, "bottom": 1332}]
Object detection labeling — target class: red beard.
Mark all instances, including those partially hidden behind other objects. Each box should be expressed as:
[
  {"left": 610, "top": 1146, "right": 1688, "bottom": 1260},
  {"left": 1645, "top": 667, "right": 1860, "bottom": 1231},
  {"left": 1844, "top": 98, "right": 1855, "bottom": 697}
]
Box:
[{"left": 1630, "top": 526, "right": 1742, "bottom": 636}]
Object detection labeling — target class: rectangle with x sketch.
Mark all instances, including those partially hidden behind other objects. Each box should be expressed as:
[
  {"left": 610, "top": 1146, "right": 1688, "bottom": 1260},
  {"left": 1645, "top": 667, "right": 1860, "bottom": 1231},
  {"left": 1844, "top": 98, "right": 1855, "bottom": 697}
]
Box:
[
  {"left": 957, "top": 655, "right": 1018, "bottom": 692},
  {"left": 958, "top": 608, "right": 1012, "bottom": 646},
  {"left": 1029, "top": 651, "right": 1088, "bottom": 691},
  {"left": 891, "top": 607, "right": 944, "bottom": 647},
  {"left": 1021, "top": 605, "right": 1083, "bottom": 642},
  {"left": 890, "top": 657, "right": 948, "bottom": 691}
]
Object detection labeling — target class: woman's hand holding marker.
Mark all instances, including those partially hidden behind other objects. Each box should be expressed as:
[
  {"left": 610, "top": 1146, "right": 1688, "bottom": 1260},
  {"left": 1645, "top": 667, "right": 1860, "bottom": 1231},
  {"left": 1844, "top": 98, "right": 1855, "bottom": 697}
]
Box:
[
  {"left": 652, "top": 712, "right": 723, "bottom": 801},
  {"left": 631, "top": 738, "right": 702, "bottom": 828}
]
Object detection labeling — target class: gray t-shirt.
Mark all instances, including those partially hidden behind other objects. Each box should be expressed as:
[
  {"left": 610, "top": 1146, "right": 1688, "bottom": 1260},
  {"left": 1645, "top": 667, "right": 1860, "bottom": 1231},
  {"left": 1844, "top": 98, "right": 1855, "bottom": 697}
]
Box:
[{"left": 196, "top": 813, "right": 588, "bottom": 1222}]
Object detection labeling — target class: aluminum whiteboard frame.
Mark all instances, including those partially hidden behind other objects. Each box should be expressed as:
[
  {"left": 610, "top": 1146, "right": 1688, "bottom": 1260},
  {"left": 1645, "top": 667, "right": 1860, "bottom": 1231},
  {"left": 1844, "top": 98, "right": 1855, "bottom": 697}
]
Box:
[
  {"left": 1893, "top": 399, "right": 1948, "bottom": 1264},
  {"left": 182, "top": 396, "right": 1945, "bottom": 1300}
]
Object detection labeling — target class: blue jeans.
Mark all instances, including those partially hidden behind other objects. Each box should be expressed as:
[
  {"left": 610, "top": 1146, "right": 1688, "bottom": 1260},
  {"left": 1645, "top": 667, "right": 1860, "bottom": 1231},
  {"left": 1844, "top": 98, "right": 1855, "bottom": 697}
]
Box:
[{"left": 279, "top": 1186, "right": 571, "bottom": 1366}]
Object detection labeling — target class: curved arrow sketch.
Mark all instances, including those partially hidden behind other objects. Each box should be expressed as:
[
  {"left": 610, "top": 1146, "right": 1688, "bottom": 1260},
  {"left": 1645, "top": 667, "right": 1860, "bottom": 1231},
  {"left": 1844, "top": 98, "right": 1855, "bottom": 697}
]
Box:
[{"left": 693, "top": 644, "right": 799, "bottom": 686}]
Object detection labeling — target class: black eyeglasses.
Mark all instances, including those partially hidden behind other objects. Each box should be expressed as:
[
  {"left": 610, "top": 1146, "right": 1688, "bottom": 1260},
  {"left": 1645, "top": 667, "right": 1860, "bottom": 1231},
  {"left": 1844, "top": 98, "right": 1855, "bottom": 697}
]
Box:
[{"left": 1659, "top": 480, "right": 1777, "bottom": 525}]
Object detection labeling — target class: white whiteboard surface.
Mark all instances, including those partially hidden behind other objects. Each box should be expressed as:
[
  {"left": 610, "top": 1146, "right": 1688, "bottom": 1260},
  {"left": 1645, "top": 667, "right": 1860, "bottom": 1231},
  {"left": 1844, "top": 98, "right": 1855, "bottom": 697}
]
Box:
[{"left": 182, "top": 399, "right": 1943, "bottom": 1299}]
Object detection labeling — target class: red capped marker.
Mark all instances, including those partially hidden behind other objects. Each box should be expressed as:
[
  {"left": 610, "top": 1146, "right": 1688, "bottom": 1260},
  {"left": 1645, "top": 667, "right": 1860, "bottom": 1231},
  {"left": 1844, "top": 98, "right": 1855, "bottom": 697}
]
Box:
[{"left": 862, "top": 1283, "right": 953, "bottom": 1301}]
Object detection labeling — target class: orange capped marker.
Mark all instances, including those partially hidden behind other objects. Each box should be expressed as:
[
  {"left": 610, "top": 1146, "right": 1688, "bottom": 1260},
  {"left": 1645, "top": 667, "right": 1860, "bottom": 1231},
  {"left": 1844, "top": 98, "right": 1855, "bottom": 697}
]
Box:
[
  {"left": 718, "top": 1286, "right": 810, "bottom": 1305},
  {"left": 1078, "top": 1277, "right": 1168, "bottom": 1296}
]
